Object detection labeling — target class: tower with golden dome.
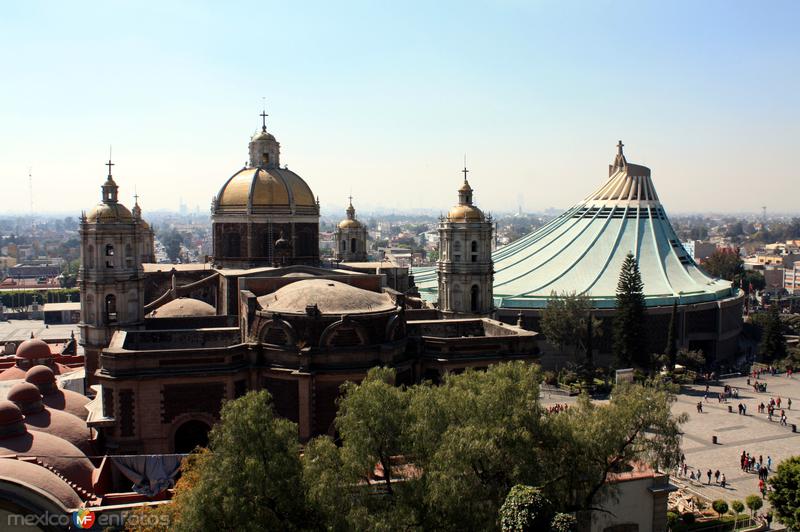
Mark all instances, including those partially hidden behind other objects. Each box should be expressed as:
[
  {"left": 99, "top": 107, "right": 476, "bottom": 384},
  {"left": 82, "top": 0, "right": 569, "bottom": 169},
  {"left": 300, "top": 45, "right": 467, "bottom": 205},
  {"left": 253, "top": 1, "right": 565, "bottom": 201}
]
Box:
[
  {"left": 436, "top": 167, "right": 494, "bottom": 316},
  {"left": 334, "top": 197, "right": 368, "bottom": 262},
  {"left": 211, "top": 111, "right": 320, "bottom": 268},
  {"left": 78, "top": 160, "right": 151, "bottom": 380}
]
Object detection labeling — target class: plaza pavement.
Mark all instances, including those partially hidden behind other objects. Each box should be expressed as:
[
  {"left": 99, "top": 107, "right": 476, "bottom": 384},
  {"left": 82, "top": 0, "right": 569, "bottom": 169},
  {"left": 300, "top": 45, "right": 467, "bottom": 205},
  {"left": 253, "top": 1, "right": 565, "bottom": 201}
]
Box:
[{"left": 671, "top": 372, "right": 800, "bottom": 510}]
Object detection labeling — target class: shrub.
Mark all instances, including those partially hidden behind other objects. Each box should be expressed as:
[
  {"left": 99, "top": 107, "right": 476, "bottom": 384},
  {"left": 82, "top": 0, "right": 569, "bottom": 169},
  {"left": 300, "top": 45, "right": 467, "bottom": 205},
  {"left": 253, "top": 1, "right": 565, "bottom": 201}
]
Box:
[
  {"left": 711, "top": 499, "right": 728, "bottom": 518},
  {"left": 681, "top": 512, "right": 695, "bottom": 524},
  {"left": 745, "top": 494, "right": 762, "bottom": 516},
  {"left": 666, "top": 511, "right": 679, "bottom": 528},
  {"left": 550, "top": 512, "right": 577, "bottom": 532},
  {"left": 543, "top": 371, "right": 558, "bottom": 386},
  {"left": 499, "top": 485, "right": 553, "bottom": 531},
  {"left": 730, "top": 499, "right": 744, "bottom": 515}
]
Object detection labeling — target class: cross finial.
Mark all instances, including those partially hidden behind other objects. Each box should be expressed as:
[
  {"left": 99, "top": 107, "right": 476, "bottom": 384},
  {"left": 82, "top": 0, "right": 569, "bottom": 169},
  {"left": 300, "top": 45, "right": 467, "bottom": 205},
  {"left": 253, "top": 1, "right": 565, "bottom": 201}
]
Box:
[
  {"left": 617, "top": 140, "right": 624, "bottom": 155},
  {"left": 106, "top": 159, "right": 114, "bottom": 177},
  {"left": 260, "top": 98, "right": 268, "bottom": 132},
  {"left": 462, "top": 154, "right": 469, "bottom": 181},
  {"left": 348, "top": 194, "right": 353, "bottom": 206}
]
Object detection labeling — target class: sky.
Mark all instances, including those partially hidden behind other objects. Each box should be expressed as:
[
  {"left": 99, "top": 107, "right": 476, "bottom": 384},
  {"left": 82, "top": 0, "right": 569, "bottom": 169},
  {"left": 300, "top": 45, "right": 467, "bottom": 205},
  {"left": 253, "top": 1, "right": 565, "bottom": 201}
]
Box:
[{"left": 1, "top": 1, "right": 798, "bottom": 216}]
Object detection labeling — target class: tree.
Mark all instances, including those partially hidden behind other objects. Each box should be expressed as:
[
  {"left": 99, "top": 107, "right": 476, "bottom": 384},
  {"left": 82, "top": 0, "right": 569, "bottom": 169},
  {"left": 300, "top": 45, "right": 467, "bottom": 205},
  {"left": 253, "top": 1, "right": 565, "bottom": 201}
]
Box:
[
  {"left": 407, "top": 362, "right": 549, "bottom": 530},
  {"left": 613, "top": 253, "right": 647, "bottom": 369},
  {"left": 759, "top": 304, "right": 787, "bottom": 362},
  {"left": 165, "top": 390, "right": 310, "bottom": 531},
  {"left": 665, "top": 300, "right": 678, "bottom": 370},
  {"left": 701, "top": 248, "right": 743, "bottom": 281},
  {"left": 160, "top": 229, "right": 184, "bottom": 262},
  {"left": 745, "top": 494, "right": 763, "bottom": 517},
  {"left": 303, "top": 367, "right": 416, "bottom": 530},
  {"left": 730, "top": 499, "right": 744, "bottom": 522},
  {"left": 544, "top": 382, "right": 686, "bottom": 527},
  {"left": 768, "top": 455, "right": 800, "bottom": 528},
  {"left": 676, "top": 348, "right": 706, "bottom": 373},
  {"left": 711, "top": 499, "right": 728, "bottom": 518},
  {"left": 499, "top": 485, "right": 553, "bottom": 531},
  {"left": 541, "top": 291, "right": 602, "bottom": 373}
]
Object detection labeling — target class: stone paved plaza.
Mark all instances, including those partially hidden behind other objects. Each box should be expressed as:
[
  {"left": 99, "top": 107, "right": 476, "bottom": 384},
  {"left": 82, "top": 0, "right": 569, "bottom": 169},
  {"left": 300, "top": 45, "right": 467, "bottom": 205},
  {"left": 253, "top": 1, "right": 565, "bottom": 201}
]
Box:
[{"left": 672, "top": 372, "right": 800, "bottom": 509}]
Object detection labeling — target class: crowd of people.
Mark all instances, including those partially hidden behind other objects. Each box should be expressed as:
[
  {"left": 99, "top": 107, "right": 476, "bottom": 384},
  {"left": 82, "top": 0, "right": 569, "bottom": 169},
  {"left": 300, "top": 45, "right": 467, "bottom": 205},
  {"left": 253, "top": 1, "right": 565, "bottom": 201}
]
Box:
[{"left": 546, "top": 403, "right": 569, "bottom": 414}]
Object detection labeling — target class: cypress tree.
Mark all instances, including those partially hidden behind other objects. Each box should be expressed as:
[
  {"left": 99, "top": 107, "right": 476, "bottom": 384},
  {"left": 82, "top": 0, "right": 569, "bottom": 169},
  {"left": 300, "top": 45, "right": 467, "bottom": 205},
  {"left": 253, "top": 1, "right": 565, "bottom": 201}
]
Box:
[
  {"left": 665, "top": 300, "right": 678, "bottom": 370},
  {"left": 613, "top": 252, "right": 646, "bottom": 369}
]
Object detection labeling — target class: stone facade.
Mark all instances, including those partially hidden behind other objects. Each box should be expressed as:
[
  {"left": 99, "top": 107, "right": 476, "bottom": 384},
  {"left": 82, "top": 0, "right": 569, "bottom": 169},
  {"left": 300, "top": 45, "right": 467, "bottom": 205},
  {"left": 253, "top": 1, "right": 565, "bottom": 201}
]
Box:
[
  {"left": 437, "top": 172, "right": 494, "bottom": 316},
  {"left": 78, "top": 165, "right": 151, "bottom": 382}
]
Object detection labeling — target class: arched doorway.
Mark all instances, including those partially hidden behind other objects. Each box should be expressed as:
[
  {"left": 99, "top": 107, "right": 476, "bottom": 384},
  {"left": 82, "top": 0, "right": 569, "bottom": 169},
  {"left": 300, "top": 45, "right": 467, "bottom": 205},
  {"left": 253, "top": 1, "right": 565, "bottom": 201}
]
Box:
[
  {"left": 470, "top": 285, "right": 480, "bottom": 313},
  {"left": 174, "top": 420, "right": 210, "bottom": 453}
]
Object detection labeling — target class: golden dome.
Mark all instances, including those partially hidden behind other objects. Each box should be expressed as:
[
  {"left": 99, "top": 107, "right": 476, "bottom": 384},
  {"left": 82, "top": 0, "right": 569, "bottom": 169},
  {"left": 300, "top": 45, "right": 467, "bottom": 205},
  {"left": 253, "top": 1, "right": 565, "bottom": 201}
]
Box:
[
  {"left": 447, "top": 204, "right": 485, "bottom": 221},
  {"left": 86, "top": 202, "right": 134, "bottom": 223},
  {"left": 216, "top": 167, "right": 316, "bottom": 210},
  {"left": 338, "top": 218, "right": 363, "bottom": 229}
]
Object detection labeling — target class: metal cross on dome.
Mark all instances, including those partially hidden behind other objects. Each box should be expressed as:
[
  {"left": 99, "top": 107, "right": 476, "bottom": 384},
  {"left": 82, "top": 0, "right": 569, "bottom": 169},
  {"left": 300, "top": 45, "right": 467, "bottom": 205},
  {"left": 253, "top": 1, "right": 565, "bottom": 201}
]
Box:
[
  {"left": 617, "top": 140, "right": 624, "bottom": 154},
  {"left": 105, "top": 159, "right": 114, "bottom": 177}
]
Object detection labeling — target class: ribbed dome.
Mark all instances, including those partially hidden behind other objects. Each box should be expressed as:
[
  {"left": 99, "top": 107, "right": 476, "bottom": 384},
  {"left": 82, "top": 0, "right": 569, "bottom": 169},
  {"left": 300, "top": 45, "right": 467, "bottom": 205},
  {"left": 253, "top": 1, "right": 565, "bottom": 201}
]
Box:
[
  {"left": 15, "top": 339, "right": 52, "bottom": 360},
  {"left": 258, "top": 279, "right": 395, "bottom": 315},
  {"left": 216, "top": 167, "right": 316, "bottom": 210},
  {"left": 149, "top": 297, "right": 216, "bottom": 318},
  {"left": 86, "top": 202, "right": 134, "bottom": 223},
  {"left": 447, "top": 204, "right": 485, "bottom": 221}
]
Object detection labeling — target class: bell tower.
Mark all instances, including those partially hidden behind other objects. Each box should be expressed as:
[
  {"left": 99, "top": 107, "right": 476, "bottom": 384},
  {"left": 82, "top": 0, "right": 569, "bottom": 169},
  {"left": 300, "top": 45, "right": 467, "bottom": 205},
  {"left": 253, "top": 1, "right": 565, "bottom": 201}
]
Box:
[
  {"left": 437, "top": 166, "right": 494, "bottom": 316},
  {"left": 334, "top": 197, "right": 368, "bottom": 262},
  {"left": 78, "top": 159, "right": 147, "bottom": 382}
]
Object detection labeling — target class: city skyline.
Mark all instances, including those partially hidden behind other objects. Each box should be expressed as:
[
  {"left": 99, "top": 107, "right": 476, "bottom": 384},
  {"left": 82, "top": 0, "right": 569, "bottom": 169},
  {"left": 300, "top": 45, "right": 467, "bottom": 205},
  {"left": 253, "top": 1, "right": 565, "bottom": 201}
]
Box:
[{"left": 1, "top": 1, "right": 798, "bottom": 215}]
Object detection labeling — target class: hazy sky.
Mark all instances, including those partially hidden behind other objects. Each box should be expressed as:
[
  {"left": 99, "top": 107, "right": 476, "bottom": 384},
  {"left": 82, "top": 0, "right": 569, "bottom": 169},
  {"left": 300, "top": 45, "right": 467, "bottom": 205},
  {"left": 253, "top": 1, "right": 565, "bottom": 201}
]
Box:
[{"left": 1, "top": 1, "right": 798, "bottom": 216}]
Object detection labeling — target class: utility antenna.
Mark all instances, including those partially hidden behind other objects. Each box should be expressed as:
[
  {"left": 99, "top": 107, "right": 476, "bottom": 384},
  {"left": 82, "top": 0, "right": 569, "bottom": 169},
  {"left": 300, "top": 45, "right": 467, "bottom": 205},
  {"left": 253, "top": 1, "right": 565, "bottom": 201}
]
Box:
[
  {"left": 761, "top": 206, "right": 767, "bottom": 224},
  {"left": 28, "top": 168, "right": 34, "bottom": 230}
]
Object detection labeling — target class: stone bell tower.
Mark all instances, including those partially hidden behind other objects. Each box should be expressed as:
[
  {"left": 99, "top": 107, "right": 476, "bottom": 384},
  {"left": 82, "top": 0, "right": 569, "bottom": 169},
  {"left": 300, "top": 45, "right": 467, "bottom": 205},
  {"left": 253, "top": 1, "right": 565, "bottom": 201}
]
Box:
[
  {"left": 437, "top": 166, "right": 494, "bottom": 316},
  {"left": 78, "top": 159, "right": 147, "bottom": 381},
  {"left": 334, "top": 197, "right": 368, "bottom": 262}
]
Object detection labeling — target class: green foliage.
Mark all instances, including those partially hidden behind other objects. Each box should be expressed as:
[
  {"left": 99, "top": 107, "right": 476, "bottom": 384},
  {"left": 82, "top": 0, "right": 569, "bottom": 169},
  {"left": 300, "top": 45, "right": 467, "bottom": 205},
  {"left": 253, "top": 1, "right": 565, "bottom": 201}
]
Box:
[
  {"left": 0, "top": 288, "right": 80, "bottom": 308},
  {"left": 543, "top": 382, "right": 686, "bottom": 515},
  {"left": 681, "top": 511, "right": 695, "bottom": 524},
  {"left": 666, "top": 511, "right": 679, "bottom": 528},
  {"left": 730, "top": 499, "right": 744, "bottom": 516},
  {"left": 613, "top": 253, "right": 647, "bottom": 369},
  {"left": 768, "top": 455, "right": 800, "bottom": 528},
  {"left": 742, "top": 270, "right": 766, "bottom": 291},
  {"left": 701, "top": 247, "right": 743, "bottom": 281},
  {"left": 711, "top": 499, "right": 728, "bottom": 518},
  {"left": 172, "top": 390, "right": 309, "bottom": 531},
  {"left": 499, "top": 485, "right": 553, "bottom": 531},
  {"left": 759, "top": 305, "right": 787, "bottom": 362},
  {"left": 541, "top": 291, "right": 602, "bottom": 370},
  {"left": 676, "top": 348, "right": 706, "bottom": 372},
  {"left": 159, "top": 228, "right": 184, "bottom": 262},
  {"left": 549, "top": 512, "right": 577, "bottom": 532},
  {"left": 745, "top": 494, "right": 763, "bottom": 516}
]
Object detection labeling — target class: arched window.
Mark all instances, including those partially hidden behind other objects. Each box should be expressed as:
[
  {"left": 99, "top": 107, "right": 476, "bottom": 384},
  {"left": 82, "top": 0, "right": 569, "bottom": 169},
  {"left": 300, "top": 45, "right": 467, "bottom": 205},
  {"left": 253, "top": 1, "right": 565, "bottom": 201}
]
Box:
[
  {"left": 125, "top": 243, "right": 133, "bottom": 268},
  {"left": 471, "top": 240, "right": 478, "bottom": 263},
  {"left": 350, "top": 238, "right": 357, "bottom": 253},
  {"left": 87, "top": 245, "right": 95, "bottom": 269},
  {"left": 105, "top": 244, "right": 114, "bottom": 268},
  {"left": 340, "top": 239, "right": 346, "bottom": 252},
  {"left": 470, "top": 285, "right": 480, "bottom": 313},
  {"left": 105, "top": 294, "right": 117, "bottom": 323}
]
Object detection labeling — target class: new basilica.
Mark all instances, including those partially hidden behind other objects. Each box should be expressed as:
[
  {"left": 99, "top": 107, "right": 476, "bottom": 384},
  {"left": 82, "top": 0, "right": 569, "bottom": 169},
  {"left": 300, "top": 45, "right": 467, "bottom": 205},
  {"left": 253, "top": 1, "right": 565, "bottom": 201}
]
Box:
[{"left": 76, "top": 113, "right": 535, "bottom": 456}]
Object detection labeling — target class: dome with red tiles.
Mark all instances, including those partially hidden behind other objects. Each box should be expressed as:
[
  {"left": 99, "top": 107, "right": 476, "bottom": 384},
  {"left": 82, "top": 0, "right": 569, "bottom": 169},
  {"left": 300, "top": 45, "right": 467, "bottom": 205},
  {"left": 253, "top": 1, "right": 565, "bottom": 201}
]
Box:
[
  {"left": 7, "top": 382, "right": 43, "bottom": 406},
  {"left": 15, "top": 339, "right": 53, "bottom": 360},
  {"left": 0, "top": 400, "right": 24, "bottom": 427},
  {"left": 25, "top": 365, "right": 56, "bottom": 387}
]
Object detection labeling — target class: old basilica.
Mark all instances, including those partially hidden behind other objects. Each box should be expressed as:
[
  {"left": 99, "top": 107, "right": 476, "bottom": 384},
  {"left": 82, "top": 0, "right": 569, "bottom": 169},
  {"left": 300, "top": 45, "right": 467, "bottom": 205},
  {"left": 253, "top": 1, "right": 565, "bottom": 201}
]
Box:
[{"left": 77, "top": 112, "right": 535, "bottom": 454}]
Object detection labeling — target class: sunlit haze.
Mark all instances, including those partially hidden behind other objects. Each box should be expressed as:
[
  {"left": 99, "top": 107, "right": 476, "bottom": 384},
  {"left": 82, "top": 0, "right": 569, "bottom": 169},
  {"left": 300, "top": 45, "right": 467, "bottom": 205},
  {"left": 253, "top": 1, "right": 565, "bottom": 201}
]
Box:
[{"left": 1, "top": 1, "right": 798, "bottom": 215}]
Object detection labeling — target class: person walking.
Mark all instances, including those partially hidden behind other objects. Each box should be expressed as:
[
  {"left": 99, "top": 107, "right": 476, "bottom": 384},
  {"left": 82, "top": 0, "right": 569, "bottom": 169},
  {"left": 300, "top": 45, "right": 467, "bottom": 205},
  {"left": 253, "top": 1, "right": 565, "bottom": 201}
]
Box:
[
  {"left": 720, "top": 473, "right": 726, "bottom": 488},
  {"left": 714, "top": 469, "right": 720, "bottom": 483},
  {"left": 788, "top": 397, "right": 792, "bottom": 410},
  {"left": 707, "top": 469, "right": 712, "bottom": 485}
]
